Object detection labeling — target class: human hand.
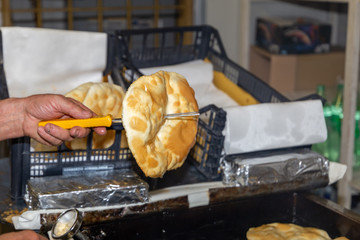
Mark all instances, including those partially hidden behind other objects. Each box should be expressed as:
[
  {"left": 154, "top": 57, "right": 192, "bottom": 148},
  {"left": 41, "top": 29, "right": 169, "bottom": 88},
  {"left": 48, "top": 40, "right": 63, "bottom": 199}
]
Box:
[
  {"left": 22, "top": 94, "right": 106, "bottom": 146},
  {"left": 0, "top": 230, "right": 47, "bottom": 240}
]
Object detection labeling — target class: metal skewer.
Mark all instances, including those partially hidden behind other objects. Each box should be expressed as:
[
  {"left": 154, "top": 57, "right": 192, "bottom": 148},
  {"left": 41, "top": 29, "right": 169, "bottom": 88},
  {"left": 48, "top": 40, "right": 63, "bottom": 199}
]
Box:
[
  {"left": 39, "top": 112, "right": 200, "bottom": 129},
  {"left": 111, "top": 112, "right": 200, "bottom": 124},
  {"left": 165, "top": 112, "right": 200, "bottom": 119}
]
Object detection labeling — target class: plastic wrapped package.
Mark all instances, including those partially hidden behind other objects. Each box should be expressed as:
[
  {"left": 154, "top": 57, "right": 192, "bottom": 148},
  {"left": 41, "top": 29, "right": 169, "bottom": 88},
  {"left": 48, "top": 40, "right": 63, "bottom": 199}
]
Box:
[
  {"left": 221, "top": 149, "right": 329, "bottom": 188},
  {"left": 25, "top": 170, "right": 149, "bottom": 210}
]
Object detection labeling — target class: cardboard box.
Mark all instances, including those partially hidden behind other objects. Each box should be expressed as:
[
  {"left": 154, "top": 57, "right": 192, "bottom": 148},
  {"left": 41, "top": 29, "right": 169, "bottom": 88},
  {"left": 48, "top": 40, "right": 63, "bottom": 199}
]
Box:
[
  {"left": 256, "top": 17, "right": 332, "bottom": 54},
  {"left": 249, "top": 46, "right": 345, "bottom": 93}
]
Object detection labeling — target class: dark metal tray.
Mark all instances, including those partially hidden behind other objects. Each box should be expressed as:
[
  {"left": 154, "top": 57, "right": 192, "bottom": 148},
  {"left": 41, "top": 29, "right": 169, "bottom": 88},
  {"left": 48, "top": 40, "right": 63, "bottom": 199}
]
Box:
[{"left": 68, "top": 191, "right": 360, "bottom": 240}]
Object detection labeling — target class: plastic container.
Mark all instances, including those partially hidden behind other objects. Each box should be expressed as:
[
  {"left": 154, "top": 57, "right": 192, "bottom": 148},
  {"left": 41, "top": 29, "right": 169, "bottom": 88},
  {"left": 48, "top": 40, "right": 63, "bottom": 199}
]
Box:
[
  {"left": 112, "top": 25, "right": 289, "bottom": 180},
  {"left": 0, "top": 32, "right": 132, "bottom": 200}
]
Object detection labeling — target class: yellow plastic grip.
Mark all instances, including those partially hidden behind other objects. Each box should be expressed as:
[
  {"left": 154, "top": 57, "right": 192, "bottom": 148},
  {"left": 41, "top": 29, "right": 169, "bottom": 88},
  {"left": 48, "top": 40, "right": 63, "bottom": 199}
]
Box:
[{"left": 38, "top": 115, "right": 113, "bottom": 129}]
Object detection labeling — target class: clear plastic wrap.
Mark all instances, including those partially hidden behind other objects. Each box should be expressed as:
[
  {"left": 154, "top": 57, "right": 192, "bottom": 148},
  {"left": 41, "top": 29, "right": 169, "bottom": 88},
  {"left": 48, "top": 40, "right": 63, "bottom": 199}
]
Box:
[
  {"left": 221, "top": 149, "right": 329, "bottom": 188},
  {"left": 25, "top": 170, "right": 149, "bottom": 210}
]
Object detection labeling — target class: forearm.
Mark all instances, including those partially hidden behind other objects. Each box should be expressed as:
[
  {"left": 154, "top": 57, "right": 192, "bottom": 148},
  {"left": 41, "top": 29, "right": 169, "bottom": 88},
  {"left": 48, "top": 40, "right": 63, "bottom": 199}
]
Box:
[{"left": 0, "top": 98, "right": 25, "bottom": 141}]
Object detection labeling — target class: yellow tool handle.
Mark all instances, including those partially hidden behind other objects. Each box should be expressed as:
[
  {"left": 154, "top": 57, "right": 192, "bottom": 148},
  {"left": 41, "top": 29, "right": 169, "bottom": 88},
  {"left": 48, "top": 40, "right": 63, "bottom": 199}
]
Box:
[{"left": 38, "top": 115, "right": 113, "bottom": 129}]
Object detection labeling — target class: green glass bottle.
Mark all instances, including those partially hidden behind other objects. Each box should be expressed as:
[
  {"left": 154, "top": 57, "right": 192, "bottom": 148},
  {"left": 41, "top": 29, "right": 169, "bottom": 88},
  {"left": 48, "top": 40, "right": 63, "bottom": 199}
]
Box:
[
  {"left": 328, "top": 83, "right": 344, "bottom": 162},
  {"left": 312, "top": 85, "right": 331, "bottom": 159},
  {"left": 353, "top": 84, "right": 360, "bottom": 170},
  {"left": 327, "top": 83, "right": 360, "bottom": 168},
  {"left": 331, "top": 83, "right": 344, "bottom": 126},
  {"left": 354, "top": 111, "right": 360, "bottom": 170}
]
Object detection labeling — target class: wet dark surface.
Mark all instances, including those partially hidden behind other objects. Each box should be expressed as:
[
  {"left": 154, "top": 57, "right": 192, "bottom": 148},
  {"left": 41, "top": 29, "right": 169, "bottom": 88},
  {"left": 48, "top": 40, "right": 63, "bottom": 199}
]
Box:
[
  {"left": 37, "top": 188, "right": 360, "bottom": 240},
  {"left": 76, "top": 192, "right": 360, "bottom": 240}
]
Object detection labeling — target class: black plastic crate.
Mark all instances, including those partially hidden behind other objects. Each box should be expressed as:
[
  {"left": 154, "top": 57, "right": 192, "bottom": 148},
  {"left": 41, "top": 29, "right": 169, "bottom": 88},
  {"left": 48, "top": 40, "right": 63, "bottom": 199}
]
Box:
[
  {"left": 9, "top": 124, "right": 132, "bottom": 200},
  {"left": 113, "top": 25, "right": 288, "bottom": 104},
  {"left": 112, "top": 25, "right": 289, "bottom": 180},
  {"left": 0, "top": 32, "right": 133, "bottom": 200}
]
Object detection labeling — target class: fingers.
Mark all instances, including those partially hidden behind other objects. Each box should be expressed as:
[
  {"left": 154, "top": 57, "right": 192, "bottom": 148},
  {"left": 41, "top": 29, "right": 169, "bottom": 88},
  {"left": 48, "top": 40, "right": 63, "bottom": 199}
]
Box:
[
  {"left": 69, "top": 126, "right": 92, "bottom": 138},
  {"left": 36, "top": 124, "right": 107, "bottom": 147},
  {"left": 37, "top": 125, "right": 68, "bottom": 146},
  {"left": 37, "top": 124, "right": 86, "bottom": 146},
  {"left": 93, "top": 127, "right": 107, "bottom": 136},
  {"left": 59, "top": 97, "right": 95, "bottom": 119},
  {"left": 23, "top": 94, "right": 106, "bottom": 144}
]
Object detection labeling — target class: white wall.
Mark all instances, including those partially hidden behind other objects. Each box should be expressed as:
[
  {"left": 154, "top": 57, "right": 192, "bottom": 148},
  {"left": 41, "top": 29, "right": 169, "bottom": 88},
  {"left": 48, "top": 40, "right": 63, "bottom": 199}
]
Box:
[{"left": 205, "top": 0, "right": 241, "bottom": 63}]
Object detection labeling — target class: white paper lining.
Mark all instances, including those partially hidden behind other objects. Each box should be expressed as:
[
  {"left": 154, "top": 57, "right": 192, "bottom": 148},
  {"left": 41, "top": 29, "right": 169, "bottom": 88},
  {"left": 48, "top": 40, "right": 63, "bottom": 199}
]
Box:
[
  {"left": 1, "top": 27, "right": 108, "bottom": 97},
  {"left": 139, "top": 60, "right": 239, "bottom": 109},
  {"left": 223, "top": 100, "right": 327, "bottom": 154}
]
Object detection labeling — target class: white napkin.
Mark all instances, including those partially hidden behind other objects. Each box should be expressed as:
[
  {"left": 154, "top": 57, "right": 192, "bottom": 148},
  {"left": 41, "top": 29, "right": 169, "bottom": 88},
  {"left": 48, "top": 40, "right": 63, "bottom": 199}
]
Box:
[
  {"left": 223, "top": 99, "right": 327, "bottom": 154},
  {"left": 328, "top": 161, "right": 347, "bottom": 185},
  {"left": 140, "top": 60, "right": 238, "bottom": 108},
  {"left": 1, "top": 27, "right": 108, "bottom": 97},
  {"left": 12, "top": 209, "right": 55, "bottom": 230}
]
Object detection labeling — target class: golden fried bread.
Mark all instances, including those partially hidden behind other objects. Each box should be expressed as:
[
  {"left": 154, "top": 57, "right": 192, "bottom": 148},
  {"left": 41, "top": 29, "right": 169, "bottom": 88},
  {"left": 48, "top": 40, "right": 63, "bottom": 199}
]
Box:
[
  {"left": 122, "top": 71, "right": 199, "bottom": 178},
  {"left": 246, "top": 223, "right": 349, "bottom": 240},
  {"left": 65, "top": 82, "right": 126, "bottom": 149}
]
